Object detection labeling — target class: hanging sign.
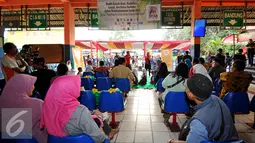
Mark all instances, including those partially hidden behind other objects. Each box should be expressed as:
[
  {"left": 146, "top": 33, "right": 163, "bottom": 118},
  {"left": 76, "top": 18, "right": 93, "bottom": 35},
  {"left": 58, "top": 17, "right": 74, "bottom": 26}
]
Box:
[
  {"left": 161, "top": 11, "right": 181, "bottom": 26},
  {"left": 29, "top": 13, "right": 47, "bottom": 28},
  {"left": 97, "top": 0, "right": 161, "bottom": 30},
  {"left": 91, "top": 12, "right": 99, "bottom": 28},
  {"left": 3, "top": 14, "right": 20, "bottom": 28},
  {"left": 223, "top": 11, "right": 243, "bottom": 27}
]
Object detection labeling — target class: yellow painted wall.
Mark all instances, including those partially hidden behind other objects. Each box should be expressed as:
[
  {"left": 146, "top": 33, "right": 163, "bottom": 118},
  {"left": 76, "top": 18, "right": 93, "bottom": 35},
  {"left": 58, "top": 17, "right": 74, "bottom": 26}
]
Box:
[
  {"left": 161, "top": 49, "right": 172, "bottom": 70},
  {"left": 6, "top": 30, "right": 64, "bottom": 47}
]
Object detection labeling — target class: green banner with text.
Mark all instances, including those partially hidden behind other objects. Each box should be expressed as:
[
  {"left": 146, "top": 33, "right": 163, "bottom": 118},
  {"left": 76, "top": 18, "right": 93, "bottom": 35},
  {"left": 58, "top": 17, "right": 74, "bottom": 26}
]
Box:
[
  {"left": 91, "top": 12, "right": 99, "bottom": 28},
  {"left": 223, "top": 11, "right": 243, "bottom": 27},
  {"left": 29, "top": 13, "right": 47, "bottom": 28}
]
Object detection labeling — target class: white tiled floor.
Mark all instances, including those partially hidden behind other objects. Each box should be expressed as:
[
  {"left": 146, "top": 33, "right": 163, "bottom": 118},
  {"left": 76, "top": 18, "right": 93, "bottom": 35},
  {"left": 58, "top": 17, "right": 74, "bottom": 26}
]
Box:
[{"left": 110, "top": 89, "right": 255, "bottom": 143}]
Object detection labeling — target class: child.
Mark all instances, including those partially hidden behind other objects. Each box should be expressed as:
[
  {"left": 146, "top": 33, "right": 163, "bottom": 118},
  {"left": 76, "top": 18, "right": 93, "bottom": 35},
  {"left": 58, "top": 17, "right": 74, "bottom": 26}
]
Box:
[
  {"left": 85, "top": 60, "right": 94, "bottom": 74},
  {"left": 77, "top": 67, "right": 83, "bottom": 77},
  {"left": 139, "top": 69, "right": 147, "bottom": 86}
]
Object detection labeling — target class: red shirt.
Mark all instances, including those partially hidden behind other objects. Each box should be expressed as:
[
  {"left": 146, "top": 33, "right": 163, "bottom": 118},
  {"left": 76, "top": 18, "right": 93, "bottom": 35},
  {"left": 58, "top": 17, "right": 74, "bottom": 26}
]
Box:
[
  {"left": 145, "top": 56, "right": 150, "bottom": 64},
  {"left": 125, "top": 55, "right": 131, "bottom": 65}
]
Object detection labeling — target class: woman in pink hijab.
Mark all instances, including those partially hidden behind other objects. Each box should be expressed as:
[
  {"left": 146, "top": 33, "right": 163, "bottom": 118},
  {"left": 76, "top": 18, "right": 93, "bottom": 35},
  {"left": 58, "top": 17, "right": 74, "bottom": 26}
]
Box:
[
  {"left": 0, "top": 74, "right": 47, "bottom": 143},
  {"left": 40, "top": 75, "right": 108, "bottom": 143}
]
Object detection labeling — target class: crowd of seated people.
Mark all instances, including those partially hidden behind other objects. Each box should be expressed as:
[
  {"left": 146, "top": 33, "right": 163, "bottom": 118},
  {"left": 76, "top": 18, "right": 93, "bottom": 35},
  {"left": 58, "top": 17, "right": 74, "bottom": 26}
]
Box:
[
  {"left": 154, "top": 50, "right": 251, "bottom": 143},
  {"left": 0, "top": 44, "right": 251, "bottom": 143}
]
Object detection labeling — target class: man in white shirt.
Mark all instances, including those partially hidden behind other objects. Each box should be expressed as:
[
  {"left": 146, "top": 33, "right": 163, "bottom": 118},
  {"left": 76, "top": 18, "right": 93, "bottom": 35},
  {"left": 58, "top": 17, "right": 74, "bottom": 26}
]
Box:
[{"left": 2, "top": 43, "right": 27, "bottom": 81}]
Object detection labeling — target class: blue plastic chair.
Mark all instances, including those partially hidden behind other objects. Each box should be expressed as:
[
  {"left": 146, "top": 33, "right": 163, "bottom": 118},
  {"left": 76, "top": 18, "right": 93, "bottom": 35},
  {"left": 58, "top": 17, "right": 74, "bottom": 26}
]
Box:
[
  {"left": 0, "top": 133, "right": 38, "bottom": 143},
  {"left": 96, "top": 77, "right": 111, "bottom": 91},
  {"left": 201, "top": 140, "right": 245, "bottom": 143},
  {"left": 82, "top": 72, "right": 94, "bottom": 77},
  {"left": 48, "top": 134, "right": 110, "bottom": 143},
  {"left": 213, "top": 78, "right": 222, "bottom": 96},
  {"left": 95, "top": 72, "right": 107, "bottom": 78},
  {"left": 223, "top": 92, "right": 250, "bottom": 114},
  {"left": 163, "top": 92, "right": 189, "bottom": 131},
  {"left": 81, "top": 78, "right": 94, "bottom": 90},
  {"left": 250, "top": 95, "right": 255, "bottom": 112},
  {"left": 115, "top": 78, "right": 130, "bottom": 92},
  {"left": 99, "top": 91, "right": 124, "bottom": 128},
  {"left": 156, "top": 78, "right": 165, "bottom": 92},
  {"left": 164, "top": 92, "right": 189, "bottom": 113},
  {"left": 80, "top": 91, "right": 96, "bottom": 110},
  {"left": 99, "top": 91, "right": 124, "bottom": 112}
]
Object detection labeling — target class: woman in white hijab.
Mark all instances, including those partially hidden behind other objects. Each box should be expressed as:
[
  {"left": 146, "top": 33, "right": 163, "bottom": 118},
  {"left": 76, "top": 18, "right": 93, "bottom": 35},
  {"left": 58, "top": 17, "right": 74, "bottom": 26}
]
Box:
[{"left": 192, "top": 64, "right": 212, "bottom": 82}]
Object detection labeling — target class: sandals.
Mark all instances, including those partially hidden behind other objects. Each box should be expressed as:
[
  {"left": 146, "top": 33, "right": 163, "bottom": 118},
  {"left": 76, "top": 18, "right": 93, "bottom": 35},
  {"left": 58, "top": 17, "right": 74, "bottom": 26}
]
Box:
[{"left": 108, "top": 128, "right": 119, "bottom": 140}]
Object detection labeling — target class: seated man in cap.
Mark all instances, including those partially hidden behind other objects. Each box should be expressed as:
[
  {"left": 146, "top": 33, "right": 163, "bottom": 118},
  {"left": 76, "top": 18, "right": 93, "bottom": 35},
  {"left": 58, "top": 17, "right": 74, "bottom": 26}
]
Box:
[{"left": 169, "top": 74, "right": 239, "bottom": 143}]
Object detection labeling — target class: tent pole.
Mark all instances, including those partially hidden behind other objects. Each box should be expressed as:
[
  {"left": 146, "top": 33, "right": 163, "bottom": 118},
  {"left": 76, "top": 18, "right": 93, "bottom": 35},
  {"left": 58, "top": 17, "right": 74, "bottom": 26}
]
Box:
[
  {"left": 96, "top": 43, "right": 99, "bottom": 67},
  {"left": 90, "top": 41, "right": 93, "bottom": 58},
  {"left": 233, "top": 34, "right": 236, "bottom": 54},
  {"left": 144, "top": 42, "right": 147, "bottom": 59}
]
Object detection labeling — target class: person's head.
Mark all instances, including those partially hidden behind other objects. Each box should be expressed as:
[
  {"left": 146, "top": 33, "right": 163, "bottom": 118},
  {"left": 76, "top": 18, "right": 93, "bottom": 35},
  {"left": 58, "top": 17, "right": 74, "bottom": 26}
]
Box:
[
  {"left": 226, "top": 52, "right": 229, "bottom": 56},
  {"left": 199, "top": 57, "right": 205, "bottom": 64},
  {"left": 33, "top": 57, "right": 46, "bottom": 70},
  {"left": 238, "top": 49, "right": 243, "bottom": 54},
  {"left": 78, "top": 67, "right": 82, "bottom": 72},
  {"left": 127, "top": 51, "right": 130, "bottom": 55},
  {"left": 87, "top": 55, "right": 90, "bottom": 58},
  {"left": 118, "top": 57, "right": 126, "bottom": 65},
  {"left": 175, "top": 62, "right": 189, "bottom": 78},
  {"left": 212, "top": 58, "right": 221, "bottom": 67},
  {"left": 186, "top": 74, "right": 213, "bottom": 104},
  {"left": 185, "top": 51, "right": 189, "bottom": 55},
  {"left": 249, "top": 39, "right": 253, "bottom": 43},
  {"left": 218, "top": 48, "right": 223, "bottom": 54},
  {"left": 66, "top": 60, "right": 71, "bottom": 65},
  {"left": 3, "top": 42, "right": 18, "bottom": 56},
  {"left": 22, "top": 45, "right": 30, "bottom": 51},
  {"left": 207, "top": 51, "right": 211, "bottom": 56},
  {"left": 114, "top": 59, "right": 119, "bottom": 67},
  {"left": 156, "top": 59, "right": 162, "bottom": 66},
  {"left": 177, "top": 50, "right": 181, "bottom": 55},
  {"left": 87, "top": 60, "right": 92, "bottom": 65},
  {"left": 99, "top": 61, "right": 104, "bottom": 66},
  {"left": 57, "top": 63, "right": 68, "bottom": 76},
  {"left": 231, "top": 60, "right": 245, "bottom": 72},
  {"left": 192, "top": 58, "right": 199, "bottom": 66},
  {"left": 147, "top": 52, "right": 150, "bottom": 56},
  {"left": 116, "top": 53, "right": 118, "bottom": 56},
  {"left": 1, "top": 74, "right": 36, "bottom": 98}
]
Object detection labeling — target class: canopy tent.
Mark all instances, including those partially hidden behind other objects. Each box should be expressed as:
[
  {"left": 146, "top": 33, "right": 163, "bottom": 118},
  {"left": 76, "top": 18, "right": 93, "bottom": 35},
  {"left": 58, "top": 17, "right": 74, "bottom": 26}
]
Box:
[
  {"left": 222, "top": 29, "right": 255, "bottom": 44},
  {"left": 75, "top": 40, "right": 191, "bottom": 51}
]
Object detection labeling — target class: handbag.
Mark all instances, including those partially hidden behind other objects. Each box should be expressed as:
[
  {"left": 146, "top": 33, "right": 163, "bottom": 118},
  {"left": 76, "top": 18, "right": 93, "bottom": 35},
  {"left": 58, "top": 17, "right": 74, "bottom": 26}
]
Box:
[{"left": 178, "top": 100, "right": 225, "bottom": 141}]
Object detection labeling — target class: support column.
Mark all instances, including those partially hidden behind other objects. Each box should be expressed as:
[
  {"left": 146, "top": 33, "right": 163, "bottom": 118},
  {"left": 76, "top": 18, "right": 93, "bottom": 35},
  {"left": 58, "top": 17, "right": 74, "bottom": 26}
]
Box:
[
  {"left": 190, "top": 0, "right": 202, "bottom": 58},
  {"left": 64, "top": 2, "right": 75, "bottom": 69}
]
